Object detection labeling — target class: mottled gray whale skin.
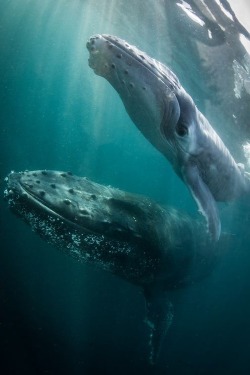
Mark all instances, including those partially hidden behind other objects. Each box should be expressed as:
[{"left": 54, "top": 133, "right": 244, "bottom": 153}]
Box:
[
  {"left": 5, "top": 170, "right": 217, "bottom": 364},
  {"left": 87, "top": 34, "right": 250, "bottom": 241}
]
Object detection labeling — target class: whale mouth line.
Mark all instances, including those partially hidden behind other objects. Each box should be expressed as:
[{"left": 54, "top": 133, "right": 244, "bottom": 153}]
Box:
[
  {"left": 9, "top": 179, "right": 95, "bottom": 234},
  {"left": 7, "top": 173, "right": 140, "bottom": 241}
]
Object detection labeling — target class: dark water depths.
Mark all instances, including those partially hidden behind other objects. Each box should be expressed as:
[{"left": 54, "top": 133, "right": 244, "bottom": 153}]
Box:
[{"left": 1, "top": 1, "right": 250, "bottom": 374}]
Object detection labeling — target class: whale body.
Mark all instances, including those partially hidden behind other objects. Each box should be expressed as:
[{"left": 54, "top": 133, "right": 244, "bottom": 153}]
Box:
[
  {"left": 87, "top": 34, "right": 250, "bottom": 240},
  {"left": 5, "top": 170, "right": 218, "bottom": 364}
]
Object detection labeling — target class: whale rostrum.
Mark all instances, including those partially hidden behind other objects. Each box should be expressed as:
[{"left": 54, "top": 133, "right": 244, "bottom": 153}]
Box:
[
  {"left": 5, "top": 170, "right": 221, "bottom": 364},
  {"left": 87, "top": 34, "right": 250, "bottom": 241}
]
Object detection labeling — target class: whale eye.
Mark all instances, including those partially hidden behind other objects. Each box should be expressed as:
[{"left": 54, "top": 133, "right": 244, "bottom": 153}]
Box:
[{"left": 176, "top": 123, "right": 188, "bottom": 137}]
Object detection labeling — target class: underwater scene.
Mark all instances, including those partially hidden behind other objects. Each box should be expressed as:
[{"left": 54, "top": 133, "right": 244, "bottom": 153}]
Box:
[{"left": 1, "top": 0, "right": 250, "bottom": 374}]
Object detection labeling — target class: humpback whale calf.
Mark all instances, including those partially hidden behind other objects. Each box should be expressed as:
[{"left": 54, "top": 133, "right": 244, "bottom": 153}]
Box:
[
  {"left": 4, "top": 170, "right": 219, "bottom": 364},
  {"left": 86, "top": 34, "right": 250, "bottom": 241}
]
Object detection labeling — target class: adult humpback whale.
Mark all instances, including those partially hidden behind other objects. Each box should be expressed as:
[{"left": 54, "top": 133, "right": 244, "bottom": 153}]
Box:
[
  {"left": 4, "top": 170, "right": 219, "bottom": 364},
  {"left": 87, "top": 34, "right": 250, "bottom": 241}
]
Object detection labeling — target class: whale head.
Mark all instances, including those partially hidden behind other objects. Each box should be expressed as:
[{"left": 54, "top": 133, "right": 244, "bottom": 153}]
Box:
[
  {"left": 86, "top": 35, "right": 206, "bottom": 164},
  {"left": 86, "top": 34, "right": 187, "bottom": 161},
  {"left": 4, "top": 170, "right": 170, "bottom": 285}
]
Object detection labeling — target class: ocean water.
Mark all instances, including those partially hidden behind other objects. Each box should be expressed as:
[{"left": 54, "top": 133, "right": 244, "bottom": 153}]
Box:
[{"left": 1, "top": 1, "right": 250, "bottom": 374}]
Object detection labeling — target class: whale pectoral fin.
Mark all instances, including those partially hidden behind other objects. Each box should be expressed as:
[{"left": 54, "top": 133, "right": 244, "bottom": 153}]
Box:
[
  {"left": 144, "top": 287, "right": 174, "bottom": 365},
  {"left": 183, "top": 164, "right": 221, "bottom": 241}
]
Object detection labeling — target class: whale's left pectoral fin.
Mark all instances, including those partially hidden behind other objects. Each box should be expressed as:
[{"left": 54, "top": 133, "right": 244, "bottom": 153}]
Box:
[
  {"left": 183, "top": 164, "right": 221, "bottom": 241},
  {"left": 144, "top": 287, "right": 174, "bottom": 365}
]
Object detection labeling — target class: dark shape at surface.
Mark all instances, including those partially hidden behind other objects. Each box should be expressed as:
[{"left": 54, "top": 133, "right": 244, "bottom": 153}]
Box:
[
  {"left": 163, "top": 1, "right": 250, "bottom": 153},
  {"left": 5, "top": 170, "right": 219, "bottom": 364},
  {"left": 87, "top": 34, "right": 250, "bottom": 241},
  {"left": 177, "top": 0, "right": 250, "bottom": 45}
]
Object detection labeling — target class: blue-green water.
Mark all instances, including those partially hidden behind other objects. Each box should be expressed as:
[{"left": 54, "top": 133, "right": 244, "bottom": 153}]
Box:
[{"left": 1, "top": 1, "right": 250, "bottom": 374}]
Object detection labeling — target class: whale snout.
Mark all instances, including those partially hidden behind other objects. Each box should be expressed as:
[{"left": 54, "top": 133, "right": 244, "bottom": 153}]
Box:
[
  {"left": 87, "top": 34, "right": 180, "bottom": 92},
  {"left": 5, "top": 170, "right": 149, "bottom": 243},
  {"left": 5, "top": 170, "right": 100, "bottom": 232},
  {"left": 86, "top": 34, "right": 137, "bottom": 79},
  {"left": 86, "top": 35, "right": 104, "bottom": 71}
]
